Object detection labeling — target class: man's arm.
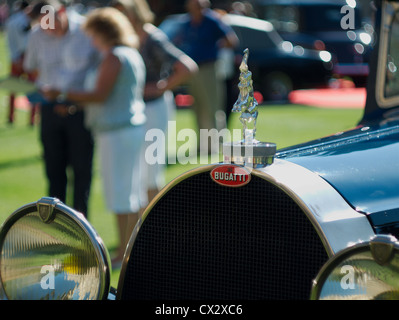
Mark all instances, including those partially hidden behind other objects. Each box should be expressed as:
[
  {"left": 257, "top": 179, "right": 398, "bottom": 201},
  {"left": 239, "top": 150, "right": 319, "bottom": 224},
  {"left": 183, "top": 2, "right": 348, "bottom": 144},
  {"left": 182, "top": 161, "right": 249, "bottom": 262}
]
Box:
[{"left": 22, "top": 29, "right": 38, "bottom": 75}]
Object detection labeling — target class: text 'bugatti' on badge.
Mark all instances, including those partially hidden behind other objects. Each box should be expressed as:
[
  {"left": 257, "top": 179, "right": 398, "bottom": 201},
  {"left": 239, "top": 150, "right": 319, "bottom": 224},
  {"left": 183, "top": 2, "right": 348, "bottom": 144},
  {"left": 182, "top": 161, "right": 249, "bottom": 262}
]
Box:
[{"left": 210, "top": 165, "right": 251, "bottom": 187}]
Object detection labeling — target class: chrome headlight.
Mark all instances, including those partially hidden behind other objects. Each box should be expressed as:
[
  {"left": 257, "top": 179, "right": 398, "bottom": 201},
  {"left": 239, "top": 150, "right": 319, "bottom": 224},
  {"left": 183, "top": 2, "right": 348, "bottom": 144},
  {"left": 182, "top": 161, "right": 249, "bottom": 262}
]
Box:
[
  {"left": 0, "top": 197, "right": 110, "bottom": 300},
  {"left": 311, "top": 235, "right": 399, "bottom": 300}
]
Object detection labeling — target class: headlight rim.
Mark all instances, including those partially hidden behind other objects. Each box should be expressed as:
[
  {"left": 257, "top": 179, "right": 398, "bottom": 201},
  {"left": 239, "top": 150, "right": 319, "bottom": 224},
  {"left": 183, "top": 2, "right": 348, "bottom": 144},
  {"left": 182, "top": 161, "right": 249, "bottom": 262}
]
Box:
[
  {"left": 0, "top": 197, "right": 111, "bottom": 300},
  {"left": 310, "top": 234, "right": 399, "bottom": 300}
]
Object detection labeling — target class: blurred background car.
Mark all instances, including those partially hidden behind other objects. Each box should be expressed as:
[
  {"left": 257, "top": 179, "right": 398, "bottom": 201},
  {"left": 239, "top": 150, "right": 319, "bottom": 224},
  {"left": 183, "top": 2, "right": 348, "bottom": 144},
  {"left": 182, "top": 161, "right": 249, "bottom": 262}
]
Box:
[
  {"left": 160, "top": 13, "right": 333, "bottom": 102},
  {"left": 253, "top": 0, "right": 374, "bottom": 87}
]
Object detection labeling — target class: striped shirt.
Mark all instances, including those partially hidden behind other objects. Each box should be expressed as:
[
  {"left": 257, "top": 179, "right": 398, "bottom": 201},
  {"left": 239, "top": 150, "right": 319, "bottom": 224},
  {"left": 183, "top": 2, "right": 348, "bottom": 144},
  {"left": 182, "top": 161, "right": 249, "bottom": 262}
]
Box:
[{"left": 23, "top": 10, "right": 99, "bottom": 92}]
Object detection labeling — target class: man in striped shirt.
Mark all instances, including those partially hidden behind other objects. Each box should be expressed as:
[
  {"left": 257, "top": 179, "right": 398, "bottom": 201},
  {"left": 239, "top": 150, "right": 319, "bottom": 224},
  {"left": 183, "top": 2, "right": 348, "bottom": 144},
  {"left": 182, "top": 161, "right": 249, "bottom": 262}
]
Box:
[{"left": 23, "top": 0, "right": 99, "bottom": 218}]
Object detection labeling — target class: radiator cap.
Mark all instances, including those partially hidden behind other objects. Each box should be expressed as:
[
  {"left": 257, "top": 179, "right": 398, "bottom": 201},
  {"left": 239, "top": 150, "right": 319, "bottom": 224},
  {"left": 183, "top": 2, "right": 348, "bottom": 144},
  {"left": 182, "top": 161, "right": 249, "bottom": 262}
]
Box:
[{"left": 223, "top": 141, "right": 276, "bottom": 167}]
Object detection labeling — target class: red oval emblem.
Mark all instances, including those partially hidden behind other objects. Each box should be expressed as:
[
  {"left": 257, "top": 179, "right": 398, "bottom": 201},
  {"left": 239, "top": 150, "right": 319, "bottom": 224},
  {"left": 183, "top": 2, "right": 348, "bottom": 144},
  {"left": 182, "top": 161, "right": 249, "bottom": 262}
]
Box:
[{"left": 210, "top": 165, "right": 251, "bottom": 187}]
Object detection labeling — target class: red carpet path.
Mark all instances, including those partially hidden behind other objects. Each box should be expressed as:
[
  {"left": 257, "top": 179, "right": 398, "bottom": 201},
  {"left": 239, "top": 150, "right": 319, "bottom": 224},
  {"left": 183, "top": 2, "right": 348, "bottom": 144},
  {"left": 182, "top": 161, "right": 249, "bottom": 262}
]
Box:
[
  {"left": 288, "top": 87, "right": 366, "bottom": 109},
  {"left": 14, "top": 96, "right": 32, "bottom": 111},
  {"left": 13, "top": 87, "right": 367, "bottom": 111},
  {"left": 175, "top": 86, "right": 367, "bottom": 110}
]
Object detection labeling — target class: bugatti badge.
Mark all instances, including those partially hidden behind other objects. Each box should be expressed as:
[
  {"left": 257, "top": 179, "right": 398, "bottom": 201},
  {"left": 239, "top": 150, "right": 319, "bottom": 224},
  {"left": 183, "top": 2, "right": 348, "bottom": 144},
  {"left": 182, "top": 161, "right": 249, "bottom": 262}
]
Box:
[{"left": 210, "top": 164, "right": 251, "bottom": 187}]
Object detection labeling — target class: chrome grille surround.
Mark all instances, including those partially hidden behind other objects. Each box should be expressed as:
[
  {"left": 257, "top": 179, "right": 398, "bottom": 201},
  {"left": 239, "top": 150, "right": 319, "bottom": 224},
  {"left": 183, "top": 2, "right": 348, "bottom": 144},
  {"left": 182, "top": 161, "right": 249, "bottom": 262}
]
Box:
[{"left": 117, "top": 160, "right": 375, "bottom": 300}]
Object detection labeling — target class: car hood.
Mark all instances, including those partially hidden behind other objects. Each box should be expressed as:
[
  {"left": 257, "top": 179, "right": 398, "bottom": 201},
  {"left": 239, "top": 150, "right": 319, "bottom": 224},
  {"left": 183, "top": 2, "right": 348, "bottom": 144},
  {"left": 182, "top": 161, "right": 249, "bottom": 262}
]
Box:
[{"left": 276, "top": 122, "right": 399, "bottom": 216}]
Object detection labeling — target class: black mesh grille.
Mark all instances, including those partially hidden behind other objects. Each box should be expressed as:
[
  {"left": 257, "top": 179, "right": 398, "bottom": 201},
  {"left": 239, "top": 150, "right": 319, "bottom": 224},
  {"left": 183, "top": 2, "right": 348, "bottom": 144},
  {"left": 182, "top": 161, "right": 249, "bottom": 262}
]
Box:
[{"left": 120, "top": 171, "right": 328, "bottom": 300}]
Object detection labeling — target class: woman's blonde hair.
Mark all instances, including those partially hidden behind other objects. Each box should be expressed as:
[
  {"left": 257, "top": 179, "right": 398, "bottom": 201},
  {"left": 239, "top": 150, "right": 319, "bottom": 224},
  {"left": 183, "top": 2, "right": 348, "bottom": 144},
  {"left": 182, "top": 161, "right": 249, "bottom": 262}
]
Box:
[
  {"left": 83, "top": 7, "right": 139, "bottom": 48},
  {"left": 112, "top": 0, "right": 155, "bottom": 26}
]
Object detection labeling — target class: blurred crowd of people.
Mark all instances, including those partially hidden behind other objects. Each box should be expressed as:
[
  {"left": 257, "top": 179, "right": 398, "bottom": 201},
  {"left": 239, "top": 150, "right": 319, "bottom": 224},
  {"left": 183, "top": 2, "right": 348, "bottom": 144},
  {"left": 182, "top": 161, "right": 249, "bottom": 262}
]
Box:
[{"left": 1, "top": 0, "right": 251, "bottom": 266}]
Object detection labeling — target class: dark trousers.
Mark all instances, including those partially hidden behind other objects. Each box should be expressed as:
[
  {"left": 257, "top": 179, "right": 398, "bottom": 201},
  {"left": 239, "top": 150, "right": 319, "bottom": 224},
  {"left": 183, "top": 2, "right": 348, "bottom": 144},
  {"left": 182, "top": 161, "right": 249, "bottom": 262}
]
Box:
[{"left": 40, "top": 105, "right": 94, "bottom": 217}]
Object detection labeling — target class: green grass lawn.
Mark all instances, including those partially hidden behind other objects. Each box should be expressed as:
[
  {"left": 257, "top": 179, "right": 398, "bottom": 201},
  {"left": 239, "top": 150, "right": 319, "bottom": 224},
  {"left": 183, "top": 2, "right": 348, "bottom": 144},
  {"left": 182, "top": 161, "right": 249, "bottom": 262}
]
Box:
[{"left": 0, "top": 32, "right": 364, "bottom": 289}]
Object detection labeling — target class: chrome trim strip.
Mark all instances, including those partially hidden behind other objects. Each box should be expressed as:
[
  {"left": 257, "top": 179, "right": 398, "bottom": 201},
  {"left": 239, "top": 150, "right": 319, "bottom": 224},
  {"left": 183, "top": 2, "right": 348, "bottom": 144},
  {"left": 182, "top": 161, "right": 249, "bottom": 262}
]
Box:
[
  {"left": 277, "top": 124, "right": 399, "bottom": 158},
  {"left": 117, "top": 160, "right": 376, "bottom": 298}
]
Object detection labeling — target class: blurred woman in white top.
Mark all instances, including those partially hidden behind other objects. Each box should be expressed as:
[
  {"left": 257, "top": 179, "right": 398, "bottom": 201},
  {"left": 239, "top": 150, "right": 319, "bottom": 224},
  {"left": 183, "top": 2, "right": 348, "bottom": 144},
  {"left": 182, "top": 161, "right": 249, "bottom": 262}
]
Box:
[{"left": 113, "top": 0, "right": 198, "bottom": 203}]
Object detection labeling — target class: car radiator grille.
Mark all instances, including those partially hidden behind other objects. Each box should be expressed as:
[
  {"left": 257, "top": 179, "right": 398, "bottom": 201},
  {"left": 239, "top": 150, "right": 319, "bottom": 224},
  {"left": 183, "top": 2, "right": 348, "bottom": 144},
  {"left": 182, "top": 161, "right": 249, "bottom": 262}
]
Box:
[{"left": 120, "top": 171, "right": 329, "bottom": 299}]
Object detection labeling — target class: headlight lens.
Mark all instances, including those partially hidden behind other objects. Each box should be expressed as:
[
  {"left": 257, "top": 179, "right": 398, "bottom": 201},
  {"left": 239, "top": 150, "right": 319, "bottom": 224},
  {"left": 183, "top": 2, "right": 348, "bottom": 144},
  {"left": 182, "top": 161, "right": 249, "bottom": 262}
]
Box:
[
  {"left": 0, "top": 198, "right": 110, "bottom": 300},
  {"left": 311, "top": 235, "right": 399, "bottom": 300}
]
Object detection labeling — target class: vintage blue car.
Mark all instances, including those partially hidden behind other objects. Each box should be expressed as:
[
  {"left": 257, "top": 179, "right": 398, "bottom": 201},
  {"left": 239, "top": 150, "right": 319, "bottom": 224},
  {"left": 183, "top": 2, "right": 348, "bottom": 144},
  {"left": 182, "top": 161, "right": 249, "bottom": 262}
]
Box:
[
  {"left": 254, "top": 0, "right": 373, "bottom": 87},
  {"left": 0, "top": 0, "right": 398, "bottom": 302}
]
